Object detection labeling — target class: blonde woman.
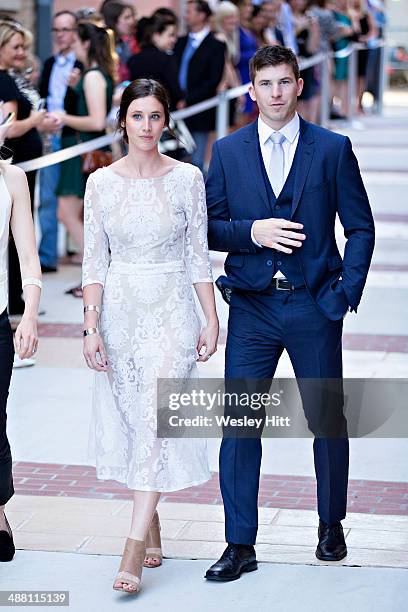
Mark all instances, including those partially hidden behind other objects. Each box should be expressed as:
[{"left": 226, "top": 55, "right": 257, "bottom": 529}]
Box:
[
  {"left": 0, "top": 122, "right": 42, "bottom": 561},
  {"left": 0, "top": 20, "right": 52, "bottom": 315},
  {"left": 214, "top": 2, "right": 243, "bottom": 131}
]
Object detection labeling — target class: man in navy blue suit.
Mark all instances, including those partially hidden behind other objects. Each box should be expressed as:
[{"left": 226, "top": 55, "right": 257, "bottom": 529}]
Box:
[{"left": 205, "top": 46, "right": 375, "bottom": 581}]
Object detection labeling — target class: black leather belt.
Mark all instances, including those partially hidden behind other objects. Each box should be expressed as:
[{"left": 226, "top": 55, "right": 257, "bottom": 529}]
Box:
[{"left": 267, "top": 278, "right": 305, "bottom": 292}]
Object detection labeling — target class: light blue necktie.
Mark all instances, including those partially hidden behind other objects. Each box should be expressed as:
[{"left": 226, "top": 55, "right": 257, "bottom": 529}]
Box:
[{"left": 178, "top": 36, "right": 196, "bottom": 93}]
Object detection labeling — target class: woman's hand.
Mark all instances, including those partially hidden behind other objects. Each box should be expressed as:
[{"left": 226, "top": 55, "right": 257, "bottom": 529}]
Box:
[
  {"left": 48, "top": 110, "right": 66, "bottom": 127},
  {"left": 83, "top": 332, "right": 108, "bottom": 372},
  {"left": 14, "top": 315, "right": 38, "bottom": 359},
  {"left": 197, "top": 319, "right": 219, "bottom": 363},
  {"left": 39, "top": 112, "right": 61, "bottom": 133}
]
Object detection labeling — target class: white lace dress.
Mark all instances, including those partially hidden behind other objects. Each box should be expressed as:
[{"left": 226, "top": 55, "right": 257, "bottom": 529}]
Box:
[{"left": 82, "top": 163, "right": 212, "bottom": 491}]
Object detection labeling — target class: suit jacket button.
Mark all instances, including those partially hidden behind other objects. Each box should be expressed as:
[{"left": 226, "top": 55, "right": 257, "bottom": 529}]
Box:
[
  {"left": 276, "top": 205, "right": 281, "bottom": 210},
  {"left": 266, "top": 260, "right": 273, "bottom": 266},
  {"left": 277, "top": 261, "right": 282, "bottom": 266}
]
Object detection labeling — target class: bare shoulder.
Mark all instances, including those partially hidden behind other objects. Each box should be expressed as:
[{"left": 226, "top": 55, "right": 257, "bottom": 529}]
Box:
[
  {"left": 83, "top": 69, "right": 106, "bottom": 88},
  {"left": 1, "top": 164, "right": 28, "bottom": 196}
]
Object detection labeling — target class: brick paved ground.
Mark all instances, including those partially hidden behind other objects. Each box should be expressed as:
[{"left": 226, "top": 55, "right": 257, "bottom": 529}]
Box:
[
  {"left": 12, "top": 462, "right": 408, "bottom": 515},
  {"left": 36, "top": 323, "right": 408, "bottom": 353}
]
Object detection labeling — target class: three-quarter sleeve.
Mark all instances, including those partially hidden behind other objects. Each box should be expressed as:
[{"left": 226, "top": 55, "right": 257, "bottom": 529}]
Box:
[
  {"left": 82, "top": 173, "right": 110, "bottom": 289},
  {"left": 185, "top": 167, "right": 213, "bottom": 284}
]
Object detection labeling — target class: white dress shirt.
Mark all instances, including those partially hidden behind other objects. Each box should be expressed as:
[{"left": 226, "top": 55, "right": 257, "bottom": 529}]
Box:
[
  {"left": 189, "top": 26, "right": 211, "bottom": 50},
  {"left": 47, "top": 51, "right": 76, "bottom": 112},
  {"left": 251, "top": 112, "right": 300, "bottom": 277}
]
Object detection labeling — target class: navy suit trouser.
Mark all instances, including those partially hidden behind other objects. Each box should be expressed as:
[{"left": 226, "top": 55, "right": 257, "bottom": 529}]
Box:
[{"left": 220, "top": 287, "right": 349, "bottom": 545}]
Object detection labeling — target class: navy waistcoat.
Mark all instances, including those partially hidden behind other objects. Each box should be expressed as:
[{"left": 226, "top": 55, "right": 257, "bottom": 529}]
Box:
[{"left": 258, "top": 140, "right": 305, "bottom": 287}]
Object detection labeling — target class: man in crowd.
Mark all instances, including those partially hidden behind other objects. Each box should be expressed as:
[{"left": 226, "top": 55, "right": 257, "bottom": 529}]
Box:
[
  {"left": 174, "top": 0, "right": 225, "bottom": 173},
  {"left": 38, "top": 10, "right": 82, "bottom": 272}
]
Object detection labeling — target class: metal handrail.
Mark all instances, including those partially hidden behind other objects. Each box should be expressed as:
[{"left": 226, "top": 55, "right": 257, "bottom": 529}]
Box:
[{"left": 17, "top": 41, "right": 385, "bottom": 173}]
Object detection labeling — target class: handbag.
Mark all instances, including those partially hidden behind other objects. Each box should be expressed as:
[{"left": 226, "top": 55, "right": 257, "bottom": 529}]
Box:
[{"left": 81, "top": 149, "right": 113, "bottom": 175}]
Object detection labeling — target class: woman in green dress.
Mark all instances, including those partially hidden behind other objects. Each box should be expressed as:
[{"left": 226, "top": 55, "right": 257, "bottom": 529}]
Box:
[
  {"left": 51, "top": 22, "right": 114, "bottom": 296},
  {"left": 332, "top": 0, "right": 354, "bottom": 116}
]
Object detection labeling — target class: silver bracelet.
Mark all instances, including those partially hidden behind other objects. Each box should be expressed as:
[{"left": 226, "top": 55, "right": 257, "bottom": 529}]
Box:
[
  {"left": 84, "top": 305, "right": 100, "bottom": 314},
  {"left": 83, "top": 327, "right": 99, "bottom": 337}
]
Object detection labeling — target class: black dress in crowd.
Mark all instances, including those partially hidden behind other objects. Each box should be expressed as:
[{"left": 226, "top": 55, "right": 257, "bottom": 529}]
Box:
[
  {"left": 128, "top": 45, "right": 183, "bottom": 110},
  {"left": 357, "top": 15, "right": 370, "bottom": 78},
  {"left": 296, "top": 29, "right": 319, "bottom": 102},
  {"left": 0, "top": 69, "right": 42, "bottom": 315}
]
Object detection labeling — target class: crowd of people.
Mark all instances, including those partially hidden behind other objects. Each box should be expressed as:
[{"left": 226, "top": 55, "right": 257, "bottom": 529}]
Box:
[{"left": 0, "top": 0, "right": 385, "bottom": 346}]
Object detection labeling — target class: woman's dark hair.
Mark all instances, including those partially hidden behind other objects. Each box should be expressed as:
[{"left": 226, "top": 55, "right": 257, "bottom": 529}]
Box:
[
  {"left": 77, "top": 21, "right": 116, "bottom": 80},
  {"left": 101, "top": 1, "right": 134, "bottom": 35},
  {"left": 117, "top": 78, "right": 173, "bottom": 143},
  {"left": 136, "top": 13, "right": 177, "bottom": 48},
  {"left": 249, "top": 44, "right": 300, "bottom": 82},
  {"left": 154, "top": 7, "right": 178, "bottom": 20}
]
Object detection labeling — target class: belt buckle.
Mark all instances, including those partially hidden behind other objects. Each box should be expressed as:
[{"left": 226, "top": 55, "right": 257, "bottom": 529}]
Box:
[{"left": 275, "top": 278, "right": 289, "bottom": 291}]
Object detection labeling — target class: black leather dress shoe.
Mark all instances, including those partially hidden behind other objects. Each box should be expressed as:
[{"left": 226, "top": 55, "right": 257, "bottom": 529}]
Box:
[
  {"left": 205, "top": 544, "right": 257, "bottom": 581},
  {"left": 315, "top": 520, "right": 347, "bottom": 561},
  {"left": 0, "top": 515, "right": 15, "bottom": 562}
]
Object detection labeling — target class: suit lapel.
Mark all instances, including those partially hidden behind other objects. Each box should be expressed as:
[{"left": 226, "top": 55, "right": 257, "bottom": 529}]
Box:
[
  {"left": 243, "top": 120, "right": 271, "bottom": 214},
  {"left": 291, "top": 117, "right": 315, "bottom": 218},
  {"left": 189, "top": 33, "right": 212, "bottom": 66}
]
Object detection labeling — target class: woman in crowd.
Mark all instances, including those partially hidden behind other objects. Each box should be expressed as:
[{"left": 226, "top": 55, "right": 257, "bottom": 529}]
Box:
[
  {"left": 349, "top": 0, "right": 377, "bottom": 112},
  {"left": 231, "top": 0, "right": 258, "bottom": 124},
  {"left": 213, "top": 1, "right": 242, "bottom": 128},
  {"left": 250, "top": 5, "right": 269, "bottom": 48},
  {"left": 290, "top": 0, "right": 321, "bottom": 122},
  {"left": 0, "top": 121, "right": 42, "bottom": 562},
  {"left": 332, "top": 0, "right": 354, "bottom": 116},
  {"left": 82, "top": 79, "right": 218, "bottom": 593},
  {"left": 101, "top": 0, "right": 138, "bottom": 82},
  {"left": 128, "top": 12, "right": 183, "bottom": 110},
  {"left": 0, "top": 21, "right": 50, "bottom": 316},
  {"left": 51, "top": 22, "right": 115, "bottom": 299}
]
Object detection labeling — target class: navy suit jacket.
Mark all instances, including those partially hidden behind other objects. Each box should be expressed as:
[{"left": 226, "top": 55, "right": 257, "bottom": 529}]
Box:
[{"left": 206, "top": 117, "right": 375, "bottom": 320}]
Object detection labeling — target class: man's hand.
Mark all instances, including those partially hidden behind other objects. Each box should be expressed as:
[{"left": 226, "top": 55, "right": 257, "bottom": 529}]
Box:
[
  {"left": 68, "top": 67, "right": 81, "bottom": 88},
  {"left": 253, "top": 218, "right": 306, "bottom": 253}
]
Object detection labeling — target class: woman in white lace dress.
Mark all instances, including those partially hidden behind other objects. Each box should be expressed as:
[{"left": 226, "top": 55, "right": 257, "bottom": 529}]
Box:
[{"left": 82, "top": 79, "right": 218, "bottom": 594}]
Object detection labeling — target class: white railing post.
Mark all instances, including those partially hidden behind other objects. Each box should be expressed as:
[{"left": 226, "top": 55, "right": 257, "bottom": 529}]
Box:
[
  {"left": 347, "top": 45, "right": 358, "bottom": 120},
  {"left": 216, "top": 91, "right": 229, "bottom": 141},
  {"left": 320, "top": 55, "right": 330, "bottom": 127}
]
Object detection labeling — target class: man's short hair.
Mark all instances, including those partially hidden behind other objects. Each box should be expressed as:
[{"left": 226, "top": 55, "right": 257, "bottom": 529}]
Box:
[
  {"left": 188, "top": 0, "right": 213, "bottom": 19},
  {"left": 53, "top": 10, "right": 78, "bottom": 23},
  {"left": 249, "top": 45, "right": 300, "bottom": 83}
]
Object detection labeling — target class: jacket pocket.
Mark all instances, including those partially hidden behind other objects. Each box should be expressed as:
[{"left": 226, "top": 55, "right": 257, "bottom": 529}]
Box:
[{"left": 327, "top": 254, "right": 343, "bottom": 271}]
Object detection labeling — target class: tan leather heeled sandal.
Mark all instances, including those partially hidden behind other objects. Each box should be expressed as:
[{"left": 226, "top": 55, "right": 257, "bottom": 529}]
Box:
[
  {"left": 144, "top": 511, "right": 163, "bottom": 568},
  {"left": 113, "top": 538, "right": 145, "bottom": 594}
]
